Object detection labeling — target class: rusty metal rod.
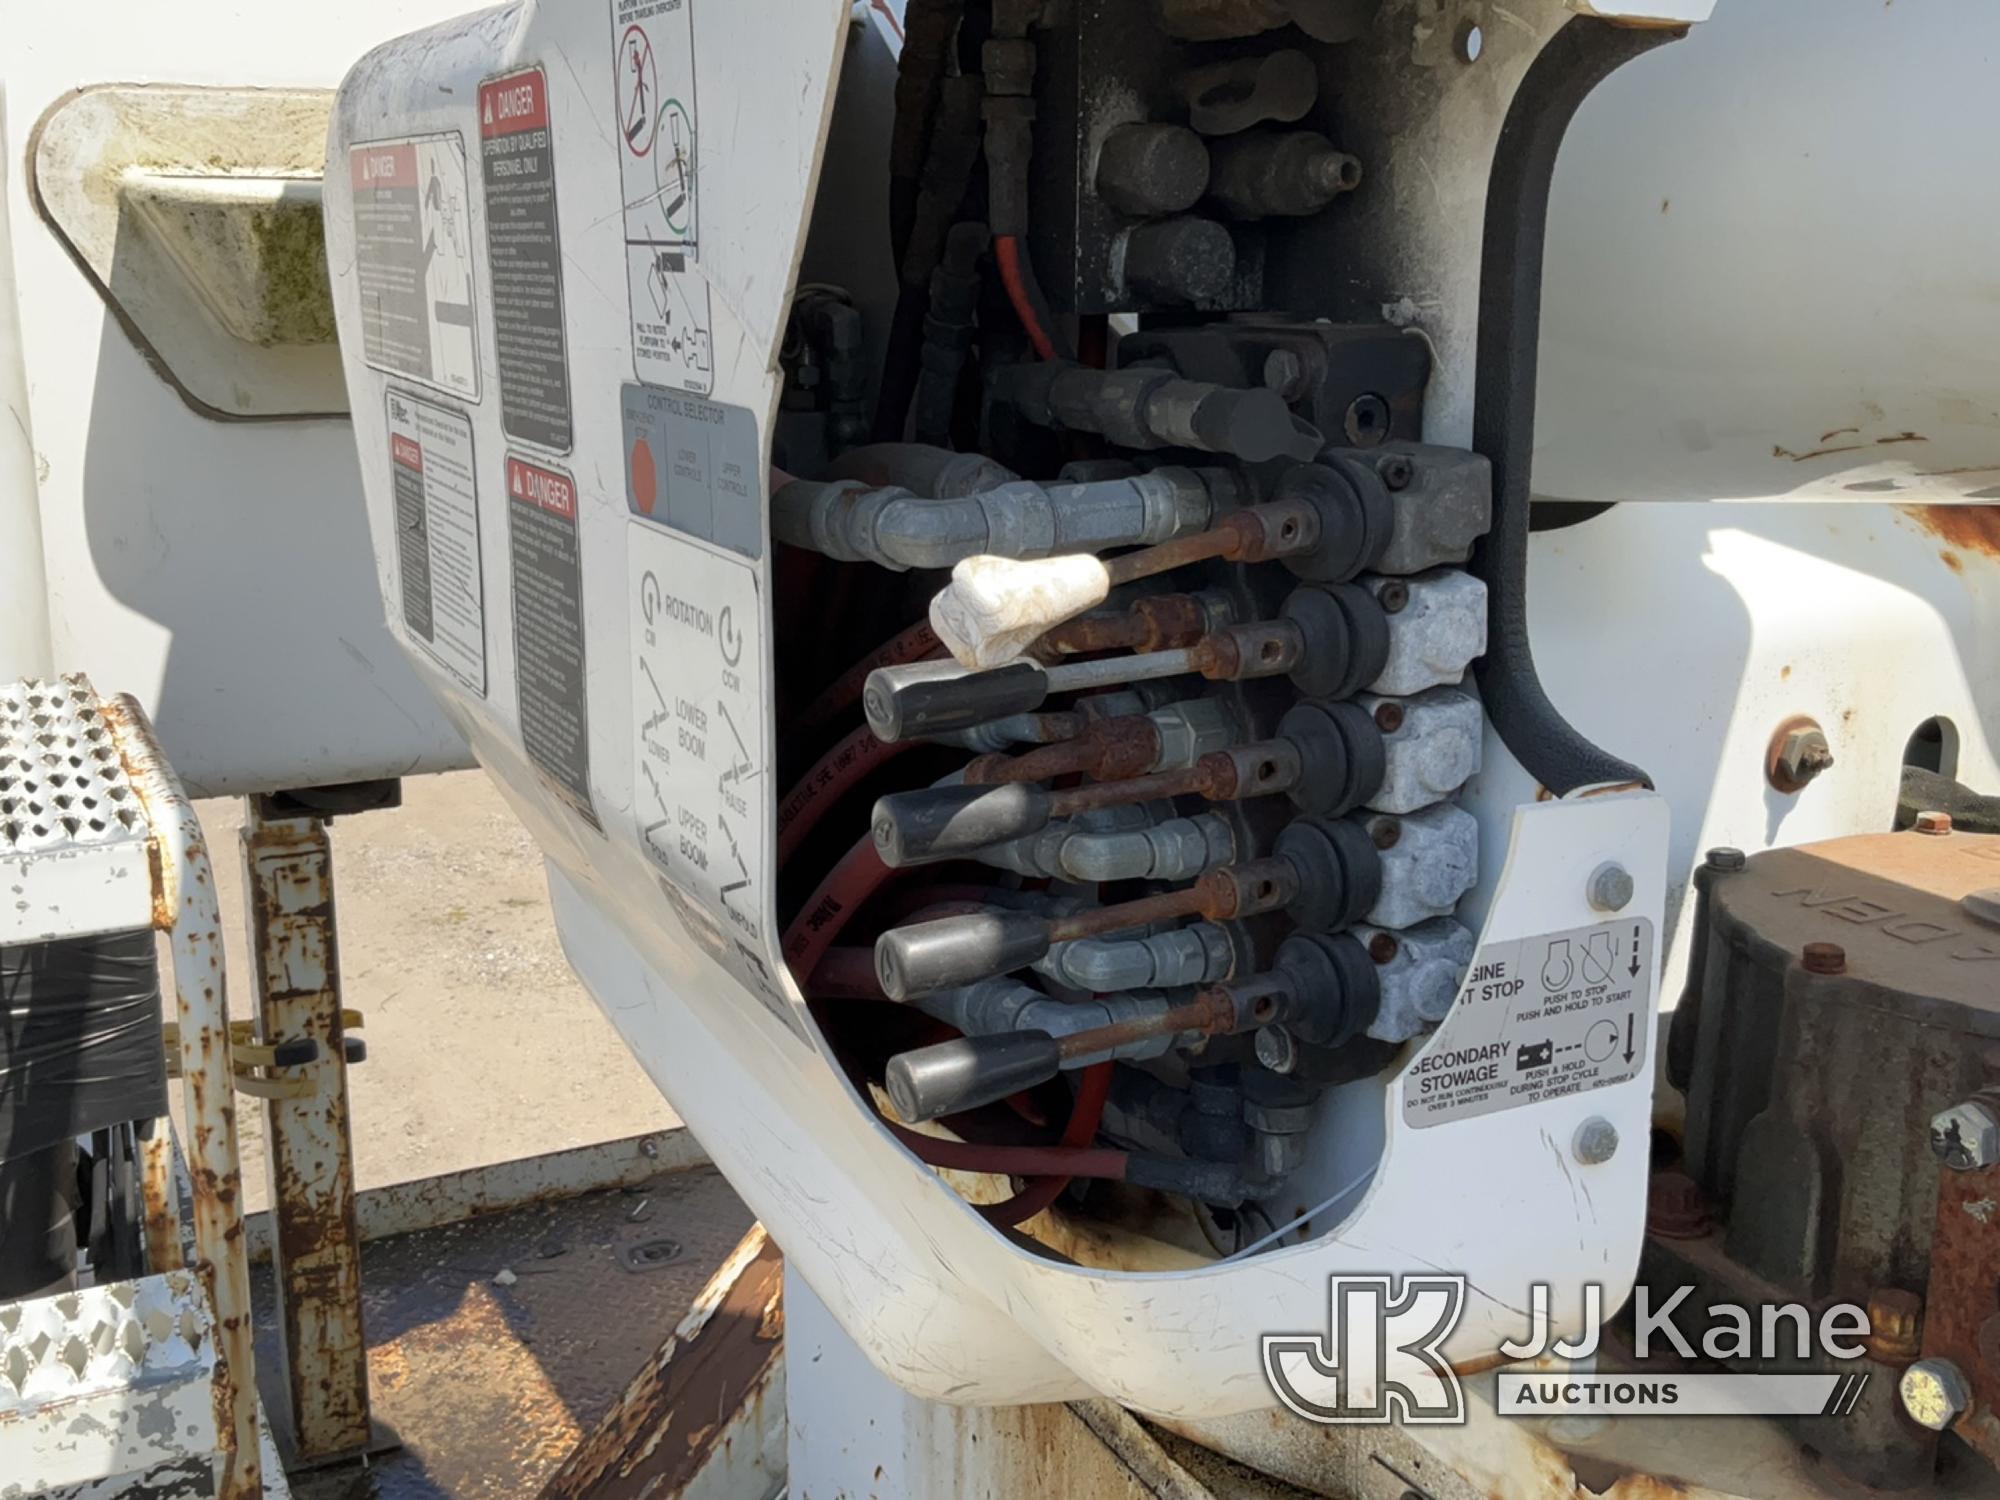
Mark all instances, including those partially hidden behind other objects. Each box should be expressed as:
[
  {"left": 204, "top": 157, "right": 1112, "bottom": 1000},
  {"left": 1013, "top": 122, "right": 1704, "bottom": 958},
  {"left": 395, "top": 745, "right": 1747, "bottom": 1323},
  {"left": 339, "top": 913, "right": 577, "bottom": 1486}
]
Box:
[
  {"left": 1100, "top": 496, "right": 1320, "bottom": 588},
  {"left": 1040, "top": 591, "right": 1217, "bottom": 655}
]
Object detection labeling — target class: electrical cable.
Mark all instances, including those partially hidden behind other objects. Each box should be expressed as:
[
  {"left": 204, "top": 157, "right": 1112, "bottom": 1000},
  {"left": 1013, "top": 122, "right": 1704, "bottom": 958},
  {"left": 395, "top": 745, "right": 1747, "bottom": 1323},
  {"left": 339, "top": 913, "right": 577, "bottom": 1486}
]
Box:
[
  {"left": 1222, "top": 1166, "right": 1376, "bottom": 1262},
  {"left": 995, "top": 234, "right": 1059, "bottom": 361}
]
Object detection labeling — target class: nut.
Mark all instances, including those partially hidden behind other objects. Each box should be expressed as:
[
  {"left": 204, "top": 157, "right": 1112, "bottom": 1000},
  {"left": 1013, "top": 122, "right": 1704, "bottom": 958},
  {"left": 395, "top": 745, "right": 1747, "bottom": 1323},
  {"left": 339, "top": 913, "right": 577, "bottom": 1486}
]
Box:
[
  {"left": 1801, "top": 941, "right": 1846, "bottom": 975},
  {"left": 1587, "top": 862, "right": 1634, "bottom": 914},
  {"left": 1915, "top": 809, "right": 1954, "bottom": 836},
  {"left": 1573, "top": 1118, "right": 1620, "bottom": 1166},
  {"left": 1862, "top": 1289, "right": 1924, "bottom": 1363},
  {"left": 1930, "top": 1099, "right": 2000, "bottom": 1171},
  {"left": 1899, "top": 1359, "right": 1971, "bottom": 1432},
  {"left": 1767, "top": 716, "right": 1834, "bottom": 794}
]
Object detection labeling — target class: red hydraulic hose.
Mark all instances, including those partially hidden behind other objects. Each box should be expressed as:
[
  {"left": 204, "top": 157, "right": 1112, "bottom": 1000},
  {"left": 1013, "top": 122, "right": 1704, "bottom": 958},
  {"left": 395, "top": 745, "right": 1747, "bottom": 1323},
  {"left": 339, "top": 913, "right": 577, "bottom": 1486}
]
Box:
[
  {"left": 983, "top": 1061, "right": 1114, "bottom": 1227},
  {"left": 995, "top": 235, "right": 1058, "bottom": 361},
  {"left": 783, "top": 834, "right": 896, "bottom": 982},
  {"left": 887, "top": 1121, "right": 1129, "bottom": 1182},
  {"left": 808, "top": 946, "right": 887, "bottom": 1000},
  {"left": 798, "top": 620, "right": 944, "bottom": 732},
  {"left": 777, "top": 726, "right": 920, "bottom": 868}
]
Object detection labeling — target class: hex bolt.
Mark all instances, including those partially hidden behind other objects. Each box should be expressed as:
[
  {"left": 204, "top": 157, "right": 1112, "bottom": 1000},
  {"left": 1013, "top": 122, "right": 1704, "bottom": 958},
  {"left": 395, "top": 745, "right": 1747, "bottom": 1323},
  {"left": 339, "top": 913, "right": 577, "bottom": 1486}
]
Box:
[
  {"left": 1915, "top": 809, "right": 1954, "bottom": 836},
  {"left": 1646, "top": 1170, "right": 1712, "bottom": 1239},
  {"left": 1899, "top": 1359, "right": 1971, "bottom": 1432},
  {"left": 1767, "top": 716, "right": 1834, "bottom": 794},
  {"left": 1801, "top": 941, "right": 1846, "bottom": 975},
  {"left": 1573, "top": 1118, "right": 1620, "bottom": 1166},
  {"left": 1930, "top": 1099, "right": 2000, "bottom": 1172},
  {"left": 1587, "top": 862, "right": 1634, "bottom": 914},
  {"left": 1705, "top": 846, "right": 1746, "bottom": 872}
]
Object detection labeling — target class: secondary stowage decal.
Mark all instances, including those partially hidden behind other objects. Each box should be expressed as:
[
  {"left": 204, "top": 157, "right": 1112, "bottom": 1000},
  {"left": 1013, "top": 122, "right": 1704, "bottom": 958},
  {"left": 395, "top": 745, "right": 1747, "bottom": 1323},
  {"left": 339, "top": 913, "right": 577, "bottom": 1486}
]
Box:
[
  {"left": 385, "top": 390, "right": 487, "bottom": 695},
  {"left": 612, "top": 0, "right": 714, "bottom": 394},
  {"left": 479, "top": 68, "right": 574, "bottom": 452},
  {"left": 505, "top": 456, "right": 596, "bottom": 825},
  {"left": 1403, "top": 917, "right": 1655, "bottom": 1127},
  {"left": 627, "top": 520, "right": 805, "bottom": 1042},
  {"left": 351, "top": 137, "right": 480, "bottom": 401}
]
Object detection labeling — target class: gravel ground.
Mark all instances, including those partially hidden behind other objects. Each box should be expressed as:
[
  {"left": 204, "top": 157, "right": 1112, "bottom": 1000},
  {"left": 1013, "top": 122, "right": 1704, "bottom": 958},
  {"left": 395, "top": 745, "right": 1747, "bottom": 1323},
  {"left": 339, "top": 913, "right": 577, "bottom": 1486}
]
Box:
[{"left": 174, "top": 770, "right": 680, "bottom": 1213}]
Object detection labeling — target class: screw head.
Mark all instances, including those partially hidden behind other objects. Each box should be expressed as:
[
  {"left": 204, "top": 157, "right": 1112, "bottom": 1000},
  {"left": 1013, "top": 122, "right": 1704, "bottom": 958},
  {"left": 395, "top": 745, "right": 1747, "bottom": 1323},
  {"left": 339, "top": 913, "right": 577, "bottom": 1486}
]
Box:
[
  {"left": 1379, "top": 454, "right": 1414, "bottom": 491},
  {"left": 1930, "top": 1099, "right": 2000, "bottom": 1171},
  {"left": 1588, "top": 862, "right": 1634, "bottom": 913},
  {"left": 1367, "top": 932, "right": 1400, "bottom": 964},
  {"left": 1377, "top": 580, "right": 1410, "bottom": 614},
  {"left": 1369, "top": 817, "right": 1401, "bottom": 851},
  {"left": 1915, "top": 809, "right": 1954, "bottom": 836},
  {"left": 1705, "top": 846, "right": 1747, "bottom": 873},
  {"left": 1801, "top": 941, "right": 1846, "bottom": 975},
  {"left": 1647, "top": 1170, "right": 1713, "bottom": 1239},
  {"left": 1573, "top": 1117, "right": 1620, "bottom": 1166},
  {"left": 1373, "top": 702, "right": 1404, "bottom": 733},
  {"left": 1900, "top": 1359, "right": 1971, "bottom": 1431}
]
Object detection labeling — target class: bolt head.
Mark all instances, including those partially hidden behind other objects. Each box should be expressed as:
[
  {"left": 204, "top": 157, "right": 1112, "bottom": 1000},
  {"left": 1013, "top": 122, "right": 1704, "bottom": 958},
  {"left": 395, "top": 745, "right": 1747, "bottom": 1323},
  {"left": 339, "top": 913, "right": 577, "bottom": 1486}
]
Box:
[
  {"left": 1769, "top": 722, "right": 1834, "bottom": 792},
  {"left": 1262, "top": 348, "right": 1306, "bottom": 399},
  {"left": 1915, "top": 809, "right": 1954, "bottom": 836},
  {"left": 1705, "top": 846, "right": 1747, "bottom": 872},
  {"left": 1930, "top": 1100, "right": 2000, "bottom": 1171},
  {"left": 1254, "top": 1027, "right": 1299, "bottom": 1074},
  {"left": 1573, "top": 1117, "right": 1620, "bottom": 1166},
  {"left": 1587, "top": 862, "right": 1634, "bottom": 913},
  {"left": 1863, "top": 1288, "right": 1925, "bottom": 1364},
  {"left": 1801, "top": 941, "right": 1846, "bottom": 975},
  {"left": 1900, "top": 1359, "right": 1971, "bottom": 1432}
]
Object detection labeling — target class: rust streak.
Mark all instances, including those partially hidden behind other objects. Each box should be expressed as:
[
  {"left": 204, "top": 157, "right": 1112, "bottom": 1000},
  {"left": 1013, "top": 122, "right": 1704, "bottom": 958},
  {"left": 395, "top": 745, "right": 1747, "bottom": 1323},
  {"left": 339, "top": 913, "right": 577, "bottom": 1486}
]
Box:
[{"left": 1902, "top": 502, "right": 2000, "bottom": 560}]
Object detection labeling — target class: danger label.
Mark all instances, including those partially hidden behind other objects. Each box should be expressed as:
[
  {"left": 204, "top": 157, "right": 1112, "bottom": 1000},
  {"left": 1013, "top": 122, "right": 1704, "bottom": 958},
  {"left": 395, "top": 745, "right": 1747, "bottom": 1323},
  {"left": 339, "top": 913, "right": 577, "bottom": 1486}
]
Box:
[
  {"left": 480, "top": 69, "right": 573, "bottom": 452},
  {"left": 386, "top": 390, "right": 486, "bottom": 694},
  {"left": 351, "top": 137, "right": 480, "bottom": 401},
  {"left": 505, "top": 456, "right": 596, "bottom": 825},
  {"left": 1402, "top": 918, "right": 1655, "bottom": 1128},
  {"left": 612, "top": 0, "right": 713, "bottom": 394}
]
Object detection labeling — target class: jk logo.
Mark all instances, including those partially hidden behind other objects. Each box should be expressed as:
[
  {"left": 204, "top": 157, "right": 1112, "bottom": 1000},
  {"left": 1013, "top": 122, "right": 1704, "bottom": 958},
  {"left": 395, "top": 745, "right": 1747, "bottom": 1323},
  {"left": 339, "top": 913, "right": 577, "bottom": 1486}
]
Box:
[{"left": 1262, "top": 1275, "right": 1468, "bottom": 1425}]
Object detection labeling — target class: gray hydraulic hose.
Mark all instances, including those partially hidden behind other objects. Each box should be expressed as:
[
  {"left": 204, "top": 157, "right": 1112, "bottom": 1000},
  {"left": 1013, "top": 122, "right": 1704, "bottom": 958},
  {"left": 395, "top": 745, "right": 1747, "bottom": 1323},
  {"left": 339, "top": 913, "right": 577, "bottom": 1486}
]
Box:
[{"left": 771, "top": 466, "right": 1218, "bottom": 571}]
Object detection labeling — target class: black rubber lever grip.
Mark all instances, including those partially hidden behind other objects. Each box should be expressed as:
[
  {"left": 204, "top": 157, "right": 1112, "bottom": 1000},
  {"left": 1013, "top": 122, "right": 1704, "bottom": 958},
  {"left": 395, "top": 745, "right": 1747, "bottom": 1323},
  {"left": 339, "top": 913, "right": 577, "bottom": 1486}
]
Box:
[
  {"left": 872, "top": 782, "right": 1054, "bottom": 868},
  {"left": 864, "top": 658, "right": 1050, "bottom": 742},
  {"left": 269, "top": 1037, "right": 321, "bottom": 1067},
  {"left": 876, "top": 911, "right": 1052, "bottom": 1000},
  {"left": 886, "top": 1031, "right": 1063, "bottom": 1123}
]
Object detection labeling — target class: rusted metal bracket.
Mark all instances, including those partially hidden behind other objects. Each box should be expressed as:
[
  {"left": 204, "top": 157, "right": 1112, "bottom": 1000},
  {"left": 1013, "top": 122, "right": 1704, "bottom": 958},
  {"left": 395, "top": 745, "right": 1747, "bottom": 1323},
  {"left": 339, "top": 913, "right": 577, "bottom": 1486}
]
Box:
[
  {"left": 165, "top": 1010, "right": 366, "bottom": 1100},
  {"left": 240, "top": 799, "right": 376, "bottom": 1469}
]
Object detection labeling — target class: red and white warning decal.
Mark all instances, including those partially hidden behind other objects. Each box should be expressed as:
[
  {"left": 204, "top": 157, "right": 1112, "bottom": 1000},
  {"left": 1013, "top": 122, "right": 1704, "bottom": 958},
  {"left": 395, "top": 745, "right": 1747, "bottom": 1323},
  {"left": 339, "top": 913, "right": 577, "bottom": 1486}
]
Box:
[{"left": 611, "top": 0, "right": 713, "bottom": 395}]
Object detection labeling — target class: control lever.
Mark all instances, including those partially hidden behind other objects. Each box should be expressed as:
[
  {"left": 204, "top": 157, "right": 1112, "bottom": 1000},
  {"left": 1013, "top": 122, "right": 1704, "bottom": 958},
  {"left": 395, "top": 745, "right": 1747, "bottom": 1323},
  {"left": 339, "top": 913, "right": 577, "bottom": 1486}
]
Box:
[
  {"left": 869, "top": 581, "right": 1384, "bottom": 741},
  {"left": 872, "top": 700, "right": 1381, "bottom": 866},
  {"left": 876, "top": 818, "right": 1379, "bottom": 998},
  {"left": 885, "top": 936, "right": 1378, "bottom": 1122}
]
